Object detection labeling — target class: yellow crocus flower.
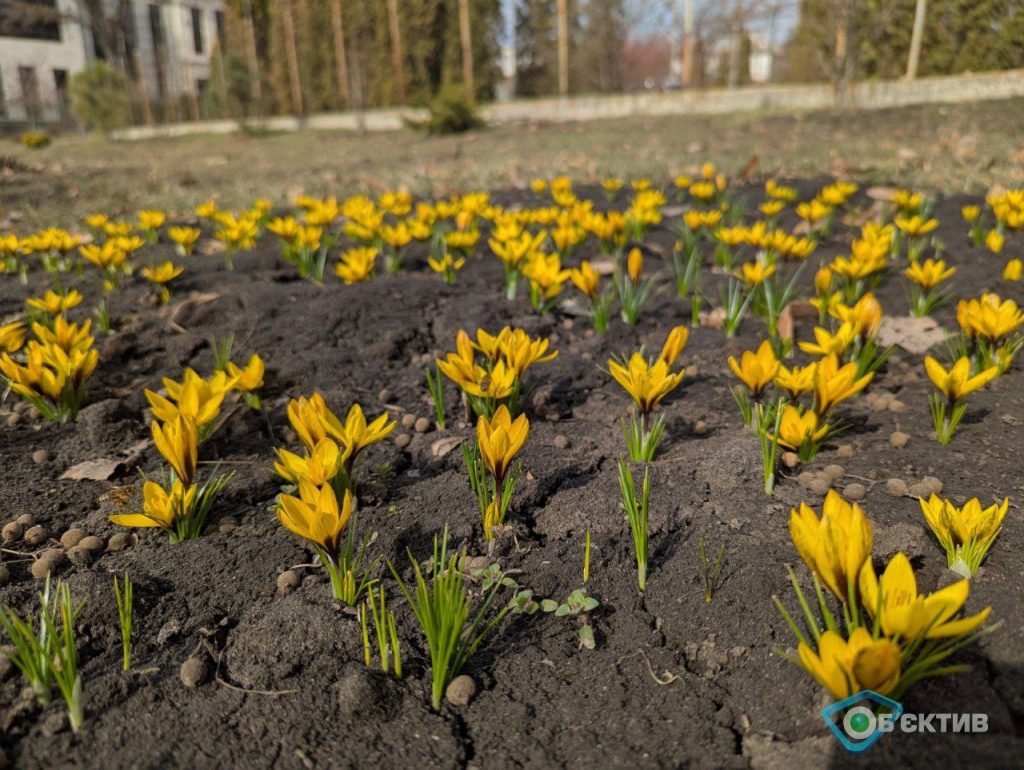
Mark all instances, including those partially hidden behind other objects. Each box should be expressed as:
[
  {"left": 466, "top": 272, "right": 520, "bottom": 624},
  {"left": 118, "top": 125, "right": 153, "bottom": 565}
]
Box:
[
  {"left": 774, "top": 362, "right": 816, "bottom": 400},
  {"left": 138, "top": 210, "right": 166, "bottom": 231},
  {"left": 734, "top": 260, "right": 775, "bottom": 285},
  {"left": 789, "top": 490, "right": 872, "bottom": 602},
  {"left": 957, "top": 293, "right": 1024, "bottom": 342},
  {"left": 27, "top": 289, "right": 83, "bottom": 315},
  {"left": 659, "top": 325, "right": 689, "bottom": 367},
  {"left": 145, "top": 369, "right": 227, "bottom": 428},
  {"left": 799, "top": 323, "right": 856, "bottom": 357},
  {"left": 0, "top": 321, "right": 27, "bottom": 353},
  {"left": 919, "top": 494, "right": 1009, "bottom": 575},
  {"left": 570, "top": 260, "right": 600, "bottom": 299},
  {"left": 110, "top": 480, "right": 196, "bottom": 530},
  {"left": 770, "top": 405, "right": 829, "bottom": 451},
  {"left": 798, "top": 628, "right": 901, "bottom": 701},
  {"left": 830, "top": 293, "right": 882, "bottom": 339},
  {"left": 905, "top": 258, "right": 956, "bottom": 290},
  {"left": 1003, "top": 259, "right": 1023, "bottom": 281},
  {"left": 278, "top": 480, "right": 353, "bottom": 554},
  {"left": 984, "top": 230, "right": 1004, "bottom": 254},
  {"left": 813, "top": 354, "right": 873, "bottom": 415},
  {"left": 330, "top": 403, "right": 397, "bottom": 457},
  {"left": 858, "top": 551, "right": 990, "bottom": 639},
  {"left": 152, "top": 415, "right": 198, "bottom": 486},
  {"left": 286, "top": 393, "right": 336, "bottom": 452},
  {"left": 727, "top": 340, "right": 779, "bottom": 399},
  {"left": 335, "top": 247, "right": 377, "bottom": 284},
  {"left": 142, "top": 261, "right": 184, "bottom": 285},
  {"left": 274, "top": 438, "right": 345, "bottom": 486},
  {"left": 924, "top": 356, "right": 998, "bottom": 402},
  {"left": 477, "top": 405, "right": 529, "bottom": 481},
  {"left": 608, "top": 352, "right": 685, "bottom": 415}
]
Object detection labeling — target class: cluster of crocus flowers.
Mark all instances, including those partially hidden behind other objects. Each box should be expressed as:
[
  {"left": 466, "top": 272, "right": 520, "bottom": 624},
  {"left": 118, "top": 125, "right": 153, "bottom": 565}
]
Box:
[
  {"left": 465, "top": 406, "right": 529, "bottom": 538},
  {"left": 522, "top": 251, "right": 570, "bottom": 314},
  {"left": 608, "top": 326, "right": 688, "bottom": 461},
  {"left": 335, "top": 246, "right": 378, "bottom": 284},
  {"left": 212, "top": 211, "right": 261, "bottom": 269},
  {"left": 489, "top": 226, "right": 546, "bottom": 300},
  {"left": 109, "top": 414, "right": 232, "bottom": 542},
  {"left": 924, "top": 356, "right": 998, "bottom": 444},
  {"left": 777, "top": 491, "right": 993, "bottom": 704},
  {"left": 436, "top": 326, "right": 557, "bottom": 417},
  {"left": 919, "top": 494, "right": 1009, "bottom": 577},
  {"left": 828, "top": 223, "right": 892, "bottom": 300},
  {"left": 956, "top": 292, "right": 1024, "bottom": 372},
  {"left": 0, "top": 316, "right": 98, "bottom": 422},
  {"left": 275, "top": 393, "right": 394, "bottom": 602}
]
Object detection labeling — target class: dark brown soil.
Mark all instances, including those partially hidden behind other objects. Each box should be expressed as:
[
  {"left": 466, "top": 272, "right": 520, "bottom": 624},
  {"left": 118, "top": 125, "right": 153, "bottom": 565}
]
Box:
[{"left": 0, "top": 182, "right": 1021, "bottom": 769}]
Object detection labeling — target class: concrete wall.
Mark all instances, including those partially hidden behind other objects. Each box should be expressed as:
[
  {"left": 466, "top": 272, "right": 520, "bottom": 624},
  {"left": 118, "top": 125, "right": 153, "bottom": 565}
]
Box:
[
  {"left": 104, "top": 66, "right": 1024, "bottom": 141},
  {"left": 0, "top": 0, "right": 88, "bottom": 123}
]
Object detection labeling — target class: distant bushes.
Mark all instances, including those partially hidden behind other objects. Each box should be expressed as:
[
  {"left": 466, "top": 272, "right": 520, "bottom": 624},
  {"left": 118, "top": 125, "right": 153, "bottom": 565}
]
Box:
[
  {"left": 412, "top": 86, "right": 485, "bottom": 135},
  {"left": 69, "top": 62, "right": 130, "bottom": 134},
  {"left": 19, "top": 131, "right": 51, "bottom": 149}
]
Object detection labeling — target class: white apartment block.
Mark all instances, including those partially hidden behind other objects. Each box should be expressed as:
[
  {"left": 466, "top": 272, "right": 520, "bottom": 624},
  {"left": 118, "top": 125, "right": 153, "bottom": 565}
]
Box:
[
  {"left": 0, "top": 0, "right": 225, "bottom": 124},
  {"left": 0, "top": 0, "right": 89, "bottom": 122}
]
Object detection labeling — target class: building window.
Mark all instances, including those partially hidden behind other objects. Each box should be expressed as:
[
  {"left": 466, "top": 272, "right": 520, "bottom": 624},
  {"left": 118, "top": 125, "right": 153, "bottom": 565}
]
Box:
[
  {"left": 18, "top": 66, "right": 42, "bottom": 122},
  {"left": 191, "top": 7, "right": 204, "bottom": 54},
  {"left": 0, "top": 0, "right": 61, "bottom": 41},
  {"left": 0, "top": 71, "right": 6, "bottom": 118},
  {"left": 214, "top": 10, "right": 225, "bottom": 48},
  {"left": 53, "top": 69, "right": 69, "bottom": 120}
]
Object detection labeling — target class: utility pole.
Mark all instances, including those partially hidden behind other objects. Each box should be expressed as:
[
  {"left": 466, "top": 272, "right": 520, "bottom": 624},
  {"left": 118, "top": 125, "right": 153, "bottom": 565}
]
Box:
[
  {"left": 906, "top": 0, "right": 927, "bottom": 79},
  {"left": 681, "top": 0, "right": 695, "bottom": 87},
  {"left": 459, "top": 0, "right": 474, "bottom": 99},
  {"left": 330, "top": 0, "right": 350, "bottom": 107},
  {"left": 280, "top": 0, "right": 304, "bottom": 116},
  {"left": 386, "top": 0, "right": 405, "bottom": 103},
  {"left": 556, "top": 0, "right": 568, "bottom": 96}
]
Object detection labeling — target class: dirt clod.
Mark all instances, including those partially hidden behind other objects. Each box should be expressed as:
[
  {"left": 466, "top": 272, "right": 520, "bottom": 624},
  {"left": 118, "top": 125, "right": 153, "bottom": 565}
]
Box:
[
  {"left": 890, "top": 431, "right": 909, "bottom": 448},
  {"left": 553, "top": 435, "right": 570, "bottom": 450},
  {"left": 921, "top": 476, "right": 943, "bottom": 495},
  {"left": 106, "top": 533, "right": 131, "bottom": 551},
  {"left": 822, "top": 464, "right": 845, "bottom": 481},
  {"left": 60, "top": 528, "right": 86, "bottom": 549},
  {"left": 414, "top": 417, "right": 431, "bottom": 433},
  {"left": 277, "top": 570, "right": 301, "bottom": 595},
  {"left": 16, "top": 514, "right": 34, "bottom": 527},
  {"left": 1, "top": 522, "right": 23, "bottom": 542},
  {"left": 179, "top": 657, "right": 209, "bottom": 688},
  {"left": 781, "top": 452, "right": 799, "bottom": 469},
  {"left": 78, "top": 535, "right": 104, "bottom": 553},
  {"left": 836, "top": 444, "right": 854, "bottom": 459},
  {"left": 446, "top": 674, "right": 477, "bottom": 707},
  {"left": 843, "top": 483, "right": 867, "bottom": 501},
  {"left": 24, "top": 526, "right": 48, "bottom": 546},
  {"left": 0, "top": 565, "right": 9, "bottom": 585},
  {"left": 31, "top": 450, "right": 49, "bottom": 465},
  {"left": 886, "top": 478, "right": 908, "bottom": 496},
  {"left": 395, "top": 434, "right": 412, "bottom": 449},
  {"left": 401, "top": 413, "right": 416, "bottom": 429}
]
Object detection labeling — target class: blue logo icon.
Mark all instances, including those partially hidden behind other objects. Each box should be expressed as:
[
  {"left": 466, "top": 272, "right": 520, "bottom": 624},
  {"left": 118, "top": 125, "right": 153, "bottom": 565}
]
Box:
[{"left": 821, "top": 690, "right": 904, "bottom": 753}]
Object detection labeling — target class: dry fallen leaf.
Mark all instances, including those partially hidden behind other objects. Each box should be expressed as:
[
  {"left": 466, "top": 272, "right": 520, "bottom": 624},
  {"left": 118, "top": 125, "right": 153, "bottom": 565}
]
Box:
[
  {"left": 430, "top": 435, "right": 464, "bottom": 459},
  {"left": 61, "top": 458, "right": 126, "bottom": 481}
]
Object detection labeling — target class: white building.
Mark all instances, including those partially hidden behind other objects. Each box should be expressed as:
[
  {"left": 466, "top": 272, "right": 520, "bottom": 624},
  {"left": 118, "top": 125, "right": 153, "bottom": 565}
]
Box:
[
  {"left": 0, "top": 0, "right": 225, "bottom": 124},
  {"left": 129, "top": 0, "right": 225, "bottom": 106},
  {"left": 0, "top": 0, "right": 89, "bottom": 123}
]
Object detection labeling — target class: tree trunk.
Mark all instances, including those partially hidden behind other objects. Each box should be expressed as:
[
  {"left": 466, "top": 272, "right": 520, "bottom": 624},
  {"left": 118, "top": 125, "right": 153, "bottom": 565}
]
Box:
[
  {"left": 386, "top": 0, "right": 405, "bottom": 104},
  {"left": 459, "top": 0, "right": 474, "bottom": 99},
  {"left": 280, "top": 0, "right": 304, "bottom": 116},
  {"left": 330, "top": 0, "right": 350, "bottom": 108},
  {"left": 241, "top": 0, "right": 262, "bottom": 107},
  {"left": 681, "top": 0, "right": 695, "bottom": 87},
  {"left": 556, "top": 0, "right": 569, "bottom": 96},
  {"left": 906, "top": 0, "right": 927, "bottom": 79}
]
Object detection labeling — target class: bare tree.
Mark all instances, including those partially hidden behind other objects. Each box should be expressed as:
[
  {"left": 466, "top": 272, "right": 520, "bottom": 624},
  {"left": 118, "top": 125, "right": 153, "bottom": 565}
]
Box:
[
  {"left": 330, "top": 0, "right": 350, "bottom": 108},
  {"left": 385, "top": 0, "right": 405, "bottom": 103},
  {"left": 905, "top": 0, "right": 926, "bottom": 79},
  {"left": 459, "top": 0, "right": 474, "bottom": 98},
  {"left": 556, "top": 0, "right": 569, "bottom": 95}
]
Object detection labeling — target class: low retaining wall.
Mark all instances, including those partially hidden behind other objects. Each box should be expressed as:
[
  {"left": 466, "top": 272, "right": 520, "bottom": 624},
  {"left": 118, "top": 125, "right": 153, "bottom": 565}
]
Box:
[{"left": 109, "top": 68, "right": 1024, "bottom": 141}]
